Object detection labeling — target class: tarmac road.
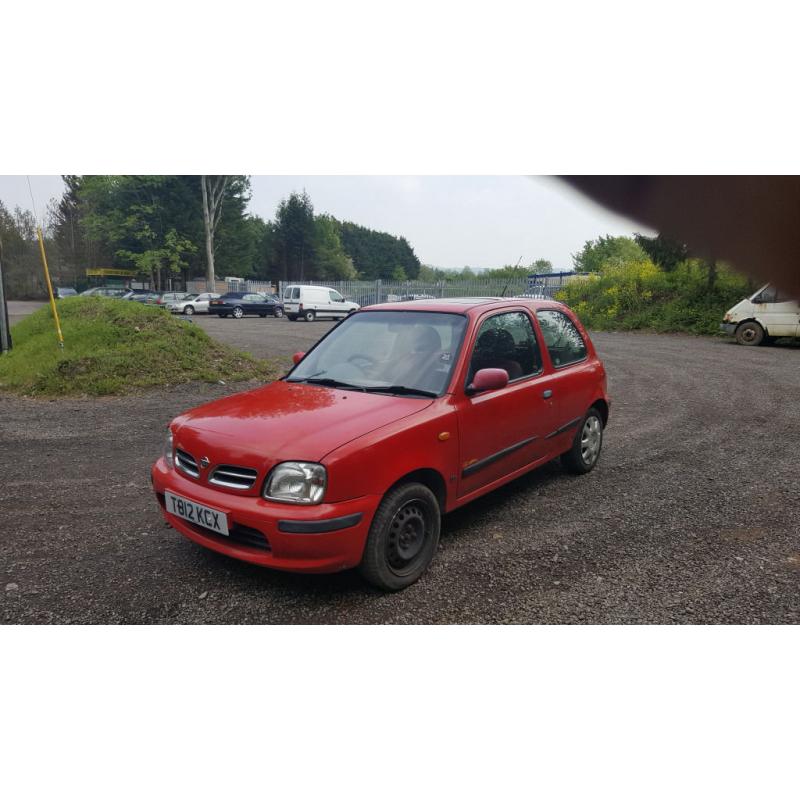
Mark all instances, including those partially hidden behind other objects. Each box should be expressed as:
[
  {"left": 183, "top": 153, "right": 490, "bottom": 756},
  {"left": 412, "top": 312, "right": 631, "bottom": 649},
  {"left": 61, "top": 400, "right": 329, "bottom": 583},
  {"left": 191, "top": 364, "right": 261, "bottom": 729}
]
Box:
[{"left": 1, "top": 318, "right": 799, "bottom": 623}]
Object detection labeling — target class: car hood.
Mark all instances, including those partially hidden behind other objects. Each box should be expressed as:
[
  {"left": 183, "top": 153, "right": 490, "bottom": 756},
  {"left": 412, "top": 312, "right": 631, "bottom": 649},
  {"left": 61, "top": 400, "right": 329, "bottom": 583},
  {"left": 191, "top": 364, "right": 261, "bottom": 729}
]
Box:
[{"left": 172, "top": 380, "right": 432, "bottom": 471}]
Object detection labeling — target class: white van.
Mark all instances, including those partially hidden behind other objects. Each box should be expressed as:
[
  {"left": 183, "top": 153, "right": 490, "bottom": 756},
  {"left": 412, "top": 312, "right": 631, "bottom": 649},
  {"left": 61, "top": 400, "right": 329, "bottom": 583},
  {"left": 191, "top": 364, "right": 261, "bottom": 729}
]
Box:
[
  {"left": 721, "top": 284, "right": 799, "bottom": 345},
  {"left": 282, "top": 285, "right": 360, "bottom": 322}
]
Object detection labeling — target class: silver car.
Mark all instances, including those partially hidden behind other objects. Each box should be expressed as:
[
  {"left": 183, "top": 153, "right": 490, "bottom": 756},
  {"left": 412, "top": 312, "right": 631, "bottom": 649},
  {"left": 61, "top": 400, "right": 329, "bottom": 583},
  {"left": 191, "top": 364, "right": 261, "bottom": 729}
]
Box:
[{"left": 169, "top": 292, "right": 221, "bottom": 315}]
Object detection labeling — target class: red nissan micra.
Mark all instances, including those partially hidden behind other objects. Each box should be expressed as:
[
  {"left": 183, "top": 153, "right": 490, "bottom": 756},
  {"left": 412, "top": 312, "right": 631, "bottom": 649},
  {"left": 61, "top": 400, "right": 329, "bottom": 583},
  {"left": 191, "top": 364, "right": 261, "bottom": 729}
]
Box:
[{"left": 151, "top": 298, "right": 609, "bottom": 590}]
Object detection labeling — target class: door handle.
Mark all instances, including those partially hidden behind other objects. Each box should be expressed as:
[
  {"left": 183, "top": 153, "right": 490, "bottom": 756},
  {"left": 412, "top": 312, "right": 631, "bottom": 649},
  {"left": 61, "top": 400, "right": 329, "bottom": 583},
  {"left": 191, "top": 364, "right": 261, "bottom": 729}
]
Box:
[{"left": 543, "top": 389, "right": 553, "bottom": 399}]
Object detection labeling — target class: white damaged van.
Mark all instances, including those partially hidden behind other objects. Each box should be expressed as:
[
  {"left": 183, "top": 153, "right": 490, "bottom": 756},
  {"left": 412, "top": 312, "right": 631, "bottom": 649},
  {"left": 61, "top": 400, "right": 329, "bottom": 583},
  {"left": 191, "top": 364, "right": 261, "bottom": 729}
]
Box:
[
  {"left": 282, "top": 285, "right": 360, "bottom": 322},
  {"left": 720, "top": 284, "right": 799, "bottom": 345}
]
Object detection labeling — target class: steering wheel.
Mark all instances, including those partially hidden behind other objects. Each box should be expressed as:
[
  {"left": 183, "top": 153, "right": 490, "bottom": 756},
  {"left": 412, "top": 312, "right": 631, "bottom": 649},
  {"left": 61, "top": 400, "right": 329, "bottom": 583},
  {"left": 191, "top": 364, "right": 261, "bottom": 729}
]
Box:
[{"left": 347, "top": 353, "right": 376, "bottom": 371}]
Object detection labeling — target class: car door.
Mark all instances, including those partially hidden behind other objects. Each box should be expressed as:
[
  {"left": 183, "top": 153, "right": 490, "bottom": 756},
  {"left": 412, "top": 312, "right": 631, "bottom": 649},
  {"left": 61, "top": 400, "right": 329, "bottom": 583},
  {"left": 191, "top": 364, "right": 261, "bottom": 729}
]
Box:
[
  {"left": 753, "top": 285, "right": 799, "bottom": 336},
  {"left": 455, "top": 310, "right": 560, "bottom": 499},
  {"left": 327, "top": 289, "right": 349, "bottom": 317},
  {"left": 534, "top": 309, "right": 598, "bottom": 445}
]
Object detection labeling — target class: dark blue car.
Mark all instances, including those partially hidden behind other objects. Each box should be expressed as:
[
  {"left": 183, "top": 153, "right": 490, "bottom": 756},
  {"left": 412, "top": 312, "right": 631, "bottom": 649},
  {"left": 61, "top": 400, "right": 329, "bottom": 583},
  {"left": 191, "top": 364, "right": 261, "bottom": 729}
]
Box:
[{"left": 209, "top": 292, "right": 284, "bottom": 319}]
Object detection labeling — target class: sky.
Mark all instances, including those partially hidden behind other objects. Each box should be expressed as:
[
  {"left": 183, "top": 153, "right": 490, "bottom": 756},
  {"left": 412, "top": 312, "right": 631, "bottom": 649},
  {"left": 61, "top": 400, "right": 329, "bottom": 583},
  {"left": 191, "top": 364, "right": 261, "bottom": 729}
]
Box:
[{"left": 0, "top": 175, "right": 651, "bottom": 271}]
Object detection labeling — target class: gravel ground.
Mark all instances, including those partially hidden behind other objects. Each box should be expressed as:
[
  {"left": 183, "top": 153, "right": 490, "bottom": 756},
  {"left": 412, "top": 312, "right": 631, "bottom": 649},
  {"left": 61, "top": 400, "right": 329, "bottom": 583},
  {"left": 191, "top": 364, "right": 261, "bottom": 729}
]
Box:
[{"left": 1, "top": 318, "right": 799, "bottom": 624}]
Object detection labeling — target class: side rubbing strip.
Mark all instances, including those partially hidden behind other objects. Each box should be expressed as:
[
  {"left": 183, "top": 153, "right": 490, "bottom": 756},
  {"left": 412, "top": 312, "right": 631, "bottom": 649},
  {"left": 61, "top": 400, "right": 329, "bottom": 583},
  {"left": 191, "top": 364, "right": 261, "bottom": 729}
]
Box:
[
  {"left": 545, "top": 416, "right": 582, "bottom": 439},
  {"left": 462, "top": 436, "right": 537, "bottom": 478},
  {"left": 278, "top": 513, "right": 363, "bottom": 534}
]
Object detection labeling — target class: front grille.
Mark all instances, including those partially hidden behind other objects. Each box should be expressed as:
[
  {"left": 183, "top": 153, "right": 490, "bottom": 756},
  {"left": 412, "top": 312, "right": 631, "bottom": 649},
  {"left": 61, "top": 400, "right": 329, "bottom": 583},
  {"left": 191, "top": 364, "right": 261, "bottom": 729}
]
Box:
[
  {"left": 187, "top": 518, "right": 271, "bottom": 552},
  {"left": 175, "top": 448, "right": 199, "bottom": 478},
  {"left": 209, "top": 464, "right": 258, "bottom": 490}
]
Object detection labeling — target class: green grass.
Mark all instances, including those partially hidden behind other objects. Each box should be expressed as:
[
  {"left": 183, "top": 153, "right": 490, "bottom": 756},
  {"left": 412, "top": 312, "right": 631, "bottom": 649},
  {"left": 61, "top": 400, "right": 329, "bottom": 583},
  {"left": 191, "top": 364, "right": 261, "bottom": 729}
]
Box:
[{"left": 0, "top": 297, "right": 280, "bottom": 396}]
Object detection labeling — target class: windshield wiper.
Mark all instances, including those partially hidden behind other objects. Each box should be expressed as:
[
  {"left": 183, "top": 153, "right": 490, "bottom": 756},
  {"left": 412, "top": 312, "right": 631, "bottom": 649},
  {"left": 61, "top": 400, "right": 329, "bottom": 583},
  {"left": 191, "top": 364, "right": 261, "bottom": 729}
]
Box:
[
  {"left": 362, "top": 385, "right": 438, "bottom": 398},
  {"left": 292, "top": 377, "right": 366, "bottom": 391}
]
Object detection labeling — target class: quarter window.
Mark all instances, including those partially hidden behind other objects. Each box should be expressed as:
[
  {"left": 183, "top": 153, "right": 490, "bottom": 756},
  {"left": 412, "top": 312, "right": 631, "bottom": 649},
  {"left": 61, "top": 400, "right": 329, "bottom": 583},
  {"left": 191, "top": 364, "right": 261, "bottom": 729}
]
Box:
[
  {"left": 536, "top": 310, "right": 587, "bottom": 367},
  {"left": 468, "top": 312, "right": 542, "bottom": 382}
]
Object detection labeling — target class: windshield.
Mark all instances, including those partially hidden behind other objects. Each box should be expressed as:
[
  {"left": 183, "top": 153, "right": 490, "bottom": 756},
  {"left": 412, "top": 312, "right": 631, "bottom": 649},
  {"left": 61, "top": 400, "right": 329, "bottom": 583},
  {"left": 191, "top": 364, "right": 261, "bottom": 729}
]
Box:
[{"left": 288, "top": 310, "right": 468, "bottom": 396}]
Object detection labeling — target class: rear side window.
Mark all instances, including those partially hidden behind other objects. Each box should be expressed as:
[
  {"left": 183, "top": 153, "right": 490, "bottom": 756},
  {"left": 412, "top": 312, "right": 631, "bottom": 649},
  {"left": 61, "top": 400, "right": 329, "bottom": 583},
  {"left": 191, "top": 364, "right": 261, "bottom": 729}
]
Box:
[
  {"left": 536, "top": 310, "right": 587, "bottom": 367},
  {"left": 468, "top": 311, "right": 542, "bottom": 382}
]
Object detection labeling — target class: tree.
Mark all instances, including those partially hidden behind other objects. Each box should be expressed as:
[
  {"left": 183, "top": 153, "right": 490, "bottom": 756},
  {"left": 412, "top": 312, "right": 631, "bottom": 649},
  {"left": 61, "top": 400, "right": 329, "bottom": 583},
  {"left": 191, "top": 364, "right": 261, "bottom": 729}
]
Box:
[
  {"left": 312, "top": 215, "right": 357, "bottom": 280},
  {"left": 530, "top": 258, "right": 553, "bottom": 274},
  {"left": 335, "top": 219, "right": 421, "bottom": 279},
  {"left": 572, "top": 235, "right": 647, "bottom": 273},
  {"left": 201, "top": 176, "right": 230, "bottom": 286},
  {"left": 273, "top": 191, "right": 316, "bottom": 281},
  {"left": 633, "top": 233, "right": 689, "bottom": 272}
]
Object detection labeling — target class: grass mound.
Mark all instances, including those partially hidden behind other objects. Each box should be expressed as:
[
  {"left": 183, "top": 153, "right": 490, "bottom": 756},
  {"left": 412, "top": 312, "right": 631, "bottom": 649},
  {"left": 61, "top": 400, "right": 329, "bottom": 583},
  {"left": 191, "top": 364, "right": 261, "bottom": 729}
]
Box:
[{"left": 0, "top": 297, "right": 280, "bottom": 396}]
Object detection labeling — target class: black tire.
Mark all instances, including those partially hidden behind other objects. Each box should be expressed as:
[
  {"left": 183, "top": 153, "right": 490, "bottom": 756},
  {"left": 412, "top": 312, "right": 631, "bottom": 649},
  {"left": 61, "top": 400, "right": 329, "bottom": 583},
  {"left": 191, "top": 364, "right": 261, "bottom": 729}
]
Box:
[
  {"left": 183, "top": 305, "right": 194, "bottom": 316},
  {"left": 561, "top": 407, "right": 604, "bottom": 475},
  {"left": 232, "top": 306, "right": 244, "bottom": 319},
  {"left": 274, "top": 307, "right": 284, "bottom": 318},
  {"left": 359, "top": 482, "right": 441, "bottom": 591},
  {"left": 735, "top": 321, "right": 764, "bottom": 346},
  {"left": 304, "top": 309, "right": 316, "bottom": 322}
]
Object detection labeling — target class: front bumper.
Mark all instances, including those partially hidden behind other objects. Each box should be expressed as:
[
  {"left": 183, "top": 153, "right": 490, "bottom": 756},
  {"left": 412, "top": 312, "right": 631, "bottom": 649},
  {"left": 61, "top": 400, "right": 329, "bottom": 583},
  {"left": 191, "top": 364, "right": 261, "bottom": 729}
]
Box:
[
  {"left": 151, "top": 458, "right": 379, "bottom": 573},
  {"left": 720, "top": 322, "right": 737, "bottom": 335}
]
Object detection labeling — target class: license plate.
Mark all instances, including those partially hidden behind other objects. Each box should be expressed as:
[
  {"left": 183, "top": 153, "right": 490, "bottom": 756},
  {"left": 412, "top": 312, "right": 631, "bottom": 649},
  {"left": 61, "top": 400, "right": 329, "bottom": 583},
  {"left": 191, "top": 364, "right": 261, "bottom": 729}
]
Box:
[{"left": 165, "top": 491, "right": 229, "bottom": 536}]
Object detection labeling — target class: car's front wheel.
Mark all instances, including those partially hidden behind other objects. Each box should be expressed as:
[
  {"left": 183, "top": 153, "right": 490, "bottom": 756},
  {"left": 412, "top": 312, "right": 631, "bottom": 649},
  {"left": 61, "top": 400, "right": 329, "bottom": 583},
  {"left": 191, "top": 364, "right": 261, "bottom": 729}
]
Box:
[
  {"left": 561, "top": 407, "right": 604, "bottom": 475},
  {"left": 232, "top": 306, "right": 244, "bottom": 319},
  {"left": 274, "top": 307, "right": 284, "bottom": 318},
  {"left": 183, "top": 305, "right": 194, "bottom": 315},
  {"left": 359, "top": 482, "right": 441, "bottom": 591},
  {"left": 735, "top": 321, "right": 765, "bottom": 346}
]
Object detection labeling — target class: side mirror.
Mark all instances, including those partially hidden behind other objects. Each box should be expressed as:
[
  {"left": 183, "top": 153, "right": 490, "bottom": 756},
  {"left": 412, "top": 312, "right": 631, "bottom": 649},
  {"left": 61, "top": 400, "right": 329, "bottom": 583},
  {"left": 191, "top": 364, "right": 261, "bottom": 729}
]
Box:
[
  {"left": 466, "top": 368, "right": 509, "bottom": 396},
  {"left": 292, "top": 352, "right": 305, "bottom": 365}
]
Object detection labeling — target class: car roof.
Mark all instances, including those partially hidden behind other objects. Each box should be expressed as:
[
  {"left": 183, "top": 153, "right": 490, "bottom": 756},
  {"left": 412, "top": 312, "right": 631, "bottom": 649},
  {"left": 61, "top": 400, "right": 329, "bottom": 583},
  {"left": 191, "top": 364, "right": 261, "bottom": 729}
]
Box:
[{"left": 362, "top": 297, "right": 567, "bottom": 315}]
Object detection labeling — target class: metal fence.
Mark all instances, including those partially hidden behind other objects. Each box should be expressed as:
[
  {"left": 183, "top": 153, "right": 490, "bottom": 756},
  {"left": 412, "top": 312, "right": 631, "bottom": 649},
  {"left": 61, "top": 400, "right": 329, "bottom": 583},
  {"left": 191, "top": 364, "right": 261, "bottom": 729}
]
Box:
[{"left": 273, "top": 272, "right": 588, "bottom": 305}]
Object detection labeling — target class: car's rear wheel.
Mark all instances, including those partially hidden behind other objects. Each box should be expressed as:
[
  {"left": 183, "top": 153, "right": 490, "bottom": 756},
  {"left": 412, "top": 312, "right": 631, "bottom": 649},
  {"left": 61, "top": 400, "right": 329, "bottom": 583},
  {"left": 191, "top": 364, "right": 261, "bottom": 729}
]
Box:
[
  {"left": 561, "top": 408, "right": 604, "bottom": 475},
  {"left": 304, "top": 310, "right": 316, "bottom": 322},
  {"left": 274, "top": 307, "right": 284, "bottom": 318},
  {"left": 232, "top": 306, "right": 244, "bottom": 319},
  {"left": 359, "top": 482, "right": 441, "bottom": 591},
  {"left": 183, "top": 305, "right": 194, "bottom": 315},
  {"left": 735, "top": 321, "right": 764, "bottom": 346}
]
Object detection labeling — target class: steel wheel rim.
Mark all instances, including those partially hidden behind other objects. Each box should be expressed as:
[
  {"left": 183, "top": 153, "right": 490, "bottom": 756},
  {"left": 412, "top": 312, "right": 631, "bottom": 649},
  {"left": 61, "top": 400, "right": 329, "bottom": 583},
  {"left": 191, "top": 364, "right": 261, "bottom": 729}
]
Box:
[
  {"left": 741, "top": 326, "right": 756, "bottom": 342},
  {"left": 580, "top": 416, "right": 602, "bottom": 465},
  {"left": 386, "top": 500, "right": 429, "bottom": 574}
]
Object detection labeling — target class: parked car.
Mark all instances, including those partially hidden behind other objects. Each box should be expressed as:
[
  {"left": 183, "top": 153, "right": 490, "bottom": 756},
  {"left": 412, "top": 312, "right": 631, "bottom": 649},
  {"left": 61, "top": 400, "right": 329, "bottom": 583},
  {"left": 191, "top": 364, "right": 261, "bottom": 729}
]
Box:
[
  {"left": 54, "top": 287, "right": 78, "bottom": 299},
  {"left": 282, "top": 285, "right": 359, "bottom": 321},
  {"left": 80, "top": 286, "right": 130, "bottom": 298},
  {"left": 209, "top": 292, "right": 284, "bottom": 318},
  {"left": 146, "top": 291, "right": 187, "bottom": 307},
  {"left": 127, "top": 291, "right": 161, "bottom": 303},
  {"left": 152, "top": 298, "right": 609, "bottom": 591},
  {"left": 720, "top": 283, "right": 799, "bottom": 345},
  {"left": 169, "top": 292, "right": 221, "bottom": 315}
]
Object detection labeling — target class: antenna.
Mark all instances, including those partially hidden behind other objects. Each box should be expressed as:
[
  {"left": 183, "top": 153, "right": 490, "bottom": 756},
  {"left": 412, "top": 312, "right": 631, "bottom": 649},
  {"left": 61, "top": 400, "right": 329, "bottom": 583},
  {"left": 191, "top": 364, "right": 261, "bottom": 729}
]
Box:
[{"left": 500, "top": 255, "right": 523, "bottom": 298}]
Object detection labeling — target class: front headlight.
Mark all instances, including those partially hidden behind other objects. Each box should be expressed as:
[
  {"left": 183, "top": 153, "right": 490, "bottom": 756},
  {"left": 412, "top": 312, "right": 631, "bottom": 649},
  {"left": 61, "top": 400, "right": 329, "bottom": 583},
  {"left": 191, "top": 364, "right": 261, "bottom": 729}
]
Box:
[
  {"left": 263, "top": 462, "right": 326, "bottom": 504},
  {"left": 163, "top": 430, "right": 174, "bottom": 468}
]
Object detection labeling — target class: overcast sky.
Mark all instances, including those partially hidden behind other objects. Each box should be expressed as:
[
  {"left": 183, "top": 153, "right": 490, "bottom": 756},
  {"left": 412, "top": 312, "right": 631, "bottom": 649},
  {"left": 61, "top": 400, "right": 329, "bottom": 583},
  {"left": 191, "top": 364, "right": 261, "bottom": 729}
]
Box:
[{"left": 0, "top": 175, "right": 651, "bottom": 271}]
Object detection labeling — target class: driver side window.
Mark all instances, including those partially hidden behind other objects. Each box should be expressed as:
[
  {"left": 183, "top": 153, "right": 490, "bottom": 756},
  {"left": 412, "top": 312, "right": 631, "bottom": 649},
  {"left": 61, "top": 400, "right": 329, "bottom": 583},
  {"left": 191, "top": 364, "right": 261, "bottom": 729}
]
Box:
[{"left": 468, "top": 312, "right": 542, "bottom": 383}]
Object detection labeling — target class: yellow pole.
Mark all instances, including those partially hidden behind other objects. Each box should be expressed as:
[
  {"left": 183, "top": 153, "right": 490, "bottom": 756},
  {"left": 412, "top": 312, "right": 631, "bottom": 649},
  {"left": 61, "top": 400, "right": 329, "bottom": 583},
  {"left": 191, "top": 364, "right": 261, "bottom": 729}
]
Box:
[{"left": 36, "top": 226, "right": 64, "bottom": 348}]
